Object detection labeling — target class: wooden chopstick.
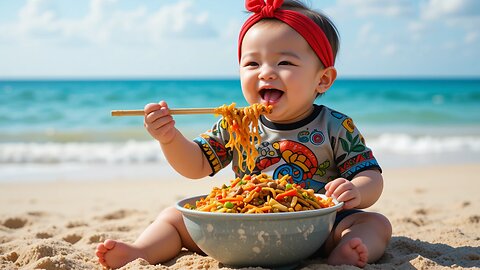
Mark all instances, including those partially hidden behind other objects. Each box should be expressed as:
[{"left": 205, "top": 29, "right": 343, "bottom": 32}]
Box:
[{"left": 111, "top": 108, "right": 219, "bottom": 116}]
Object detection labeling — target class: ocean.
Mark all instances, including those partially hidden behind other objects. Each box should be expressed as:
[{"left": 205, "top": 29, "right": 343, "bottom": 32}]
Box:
[{"left": 1, "top": 79, "right": 480, "bottom": 181}]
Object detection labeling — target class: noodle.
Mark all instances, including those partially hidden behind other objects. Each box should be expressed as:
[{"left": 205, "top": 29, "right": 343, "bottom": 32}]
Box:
[
  {"left": 214, "top": 103, "right": 272, "bottom": 172},
  {"left": 183, "top": 174, "right": 336, "bottom": 214}
]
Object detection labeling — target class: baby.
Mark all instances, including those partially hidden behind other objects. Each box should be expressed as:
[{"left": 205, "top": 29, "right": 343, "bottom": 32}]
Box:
[{"left": 96, "top": 0, "right": 392, "bottom": 268}]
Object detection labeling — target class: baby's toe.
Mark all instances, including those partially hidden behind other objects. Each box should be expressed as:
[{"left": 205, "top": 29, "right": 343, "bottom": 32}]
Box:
[
  {"left": 96, "top": 243, "right": 108, "bottom": 253},
  {"left": 103, "top": 239, "right": 117, "bottom": 250}
]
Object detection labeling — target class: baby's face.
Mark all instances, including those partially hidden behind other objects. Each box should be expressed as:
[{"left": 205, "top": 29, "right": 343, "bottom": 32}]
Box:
[{"left": 239, "top": 20, "right": 325, "bottom": 124}]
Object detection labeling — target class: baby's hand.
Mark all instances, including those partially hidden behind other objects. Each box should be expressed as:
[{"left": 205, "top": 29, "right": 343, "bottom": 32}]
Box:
[
  {"left": 324, "top": 178, "right": 361, "bottom": 210},
  {"left": 144, "top": 101, "right": 176, "bottom": 144}
]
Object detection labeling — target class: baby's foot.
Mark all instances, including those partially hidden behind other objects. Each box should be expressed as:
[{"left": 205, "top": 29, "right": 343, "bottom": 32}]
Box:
[
  {"left": 327, "top": 237, "right": 368, "bottom": 267},
  {"left": 96, "top": 239, "right": 147, "bottom": 269}
]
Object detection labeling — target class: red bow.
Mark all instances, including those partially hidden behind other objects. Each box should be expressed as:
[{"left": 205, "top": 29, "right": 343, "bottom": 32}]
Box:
[{"left": 246, "top": 0, "right": 283, "bottom": 17}]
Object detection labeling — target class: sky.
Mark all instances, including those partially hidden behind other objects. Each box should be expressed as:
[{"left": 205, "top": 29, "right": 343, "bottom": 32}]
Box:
[{"left": 0, "top": 0, "right": 479, "bottom": 79}]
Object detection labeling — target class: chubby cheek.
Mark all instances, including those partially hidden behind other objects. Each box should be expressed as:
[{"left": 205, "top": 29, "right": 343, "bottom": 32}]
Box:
[
  {"left": 241, "top": 88, "right": 257, "bottom": 105},
  {"left": 281, "top": 71, "right": 301, "bottom": 90},
  {"left": 240, "top": 73, "right": 258, "bottom": 104}
]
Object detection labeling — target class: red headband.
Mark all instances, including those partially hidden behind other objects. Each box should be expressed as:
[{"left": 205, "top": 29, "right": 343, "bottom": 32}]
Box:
[{"left": 238, "top": 0, "right": 334, "bottom": 67}]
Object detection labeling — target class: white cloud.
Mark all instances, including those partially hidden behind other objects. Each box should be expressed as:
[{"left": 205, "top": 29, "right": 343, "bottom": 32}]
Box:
[
  {"left": 417, "top": 0, "right": 480, "bottom": 46},
  {"left": 147, "top": 0, "right": 216, "bottom": 41},
  {"left": 421, "top": 0, "right": 480, "bottom": 20},
  {"left": 17, "top": 0, "right": 62, "bottom": 39},
  {"left": 0, "top": 0, "right": 217, "bottom": 47}
]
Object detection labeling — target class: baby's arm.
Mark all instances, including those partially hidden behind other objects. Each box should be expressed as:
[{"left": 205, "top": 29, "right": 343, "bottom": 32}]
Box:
[
  {"left": 144, "top": 101, "right": 212, "bottom": 179},
  {"left": 324, "top": 169, "right": 383, "bottom": 210}
]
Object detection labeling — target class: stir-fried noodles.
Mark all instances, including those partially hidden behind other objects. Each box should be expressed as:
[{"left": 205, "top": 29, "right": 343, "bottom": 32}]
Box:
[{"left": 184, "top": 174, "right": 335, "bottom": 213}]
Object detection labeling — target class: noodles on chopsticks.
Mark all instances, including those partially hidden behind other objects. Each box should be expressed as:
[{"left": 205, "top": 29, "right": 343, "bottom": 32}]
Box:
[
  {"left": 183, "top": 173, "right": 336, "bottom": 214},
  {"left": 214, "top": 103, "right": 272, "bottom": 172}
]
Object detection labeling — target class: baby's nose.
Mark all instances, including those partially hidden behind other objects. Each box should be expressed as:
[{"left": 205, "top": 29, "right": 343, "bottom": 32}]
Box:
[{"left": 258, "top": 65, "right": 277, "bottom": 80}]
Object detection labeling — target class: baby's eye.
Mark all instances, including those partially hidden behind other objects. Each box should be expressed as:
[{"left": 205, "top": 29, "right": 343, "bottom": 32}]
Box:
[
  {"left": 279, "top": 61, "right": 294, "bottom": 66},
  {"left": 245, "top": 61, "right": 259, "bottom": 67}
]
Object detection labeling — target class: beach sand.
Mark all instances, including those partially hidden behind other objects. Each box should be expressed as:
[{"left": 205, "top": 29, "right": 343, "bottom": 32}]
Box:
[{"left": 1, "top": 164, "right": 479, "bottom": 270}]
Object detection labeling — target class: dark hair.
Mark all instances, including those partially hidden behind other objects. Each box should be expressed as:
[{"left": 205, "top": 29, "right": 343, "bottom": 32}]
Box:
[{"left": 280, "top": 0, "right": 340, "bottom": 64}]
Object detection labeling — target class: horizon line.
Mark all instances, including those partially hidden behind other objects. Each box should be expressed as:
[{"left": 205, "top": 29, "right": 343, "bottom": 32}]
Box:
[{"left": 1, "top": 75, "right": 480, "bottom": 81}]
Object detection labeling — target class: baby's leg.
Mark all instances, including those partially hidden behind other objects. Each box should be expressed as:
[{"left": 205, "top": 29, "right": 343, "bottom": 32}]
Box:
[
  {"left": 96, "top": 206, "right": 201, "bottom": 269},
  {"left": 324, "top": 212, "right": 391, "bottom": 267}
]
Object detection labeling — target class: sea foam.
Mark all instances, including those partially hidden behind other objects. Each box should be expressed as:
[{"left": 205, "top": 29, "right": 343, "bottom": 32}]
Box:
[{"left": 1, "top": 135, "right": 479, "bottom": 165}]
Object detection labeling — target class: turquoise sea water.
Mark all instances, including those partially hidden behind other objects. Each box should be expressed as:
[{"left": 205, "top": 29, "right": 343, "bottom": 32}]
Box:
[{"left": 1, "top": 78, "right": 480, "bottom": 178}]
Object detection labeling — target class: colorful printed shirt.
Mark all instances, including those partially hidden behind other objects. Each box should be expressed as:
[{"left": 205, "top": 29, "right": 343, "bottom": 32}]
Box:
[{"left": 193, "top": 104, "right": 381, "bottom": 193}]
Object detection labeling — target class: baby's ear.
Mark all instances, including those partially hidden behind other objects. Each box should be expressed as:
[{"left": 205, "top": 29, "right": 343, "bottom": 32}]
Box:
[{"left": 316, "top": 67, "right": 337, "bottom": 94}]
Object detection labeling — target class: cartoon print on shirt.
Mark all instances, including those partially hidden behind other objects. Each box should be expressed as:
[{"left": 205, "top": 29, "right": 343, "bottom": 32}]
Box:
[
  {"left": 195, "top": 134, "right": 230, "bottom": 173},
  {"left": 335, "top": 117, "right": 367, "bottom": 164},
  {"left": 330, "top": 110, "right": 345, "bottom": 120},
  {"left": 256, "top": 142, "right": 281, "bottom": 171},
  {"left": 317, "top": 159, "right": 331, "bottom": 177},
  {"left": 342, "top": 117, "right": 355, "bottom": 133},
  {"left": 310, "top": 129, "right": 325, "bottom": 145},
  {"left": 268, "top": 140, "right": 329, "bottom": 191},
  {"left": 297, "top": 128, "right": 325, "bottom": 146},
  {"left": 297, "top": 130, "right": 310, "bottom": 143}
]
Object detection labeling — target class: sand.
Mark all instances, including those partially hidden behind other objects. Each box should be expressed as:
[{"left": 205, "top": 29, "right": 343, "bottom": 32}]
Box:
[{"left": 1, "top": 164, "right": 479, "bottom": 270}]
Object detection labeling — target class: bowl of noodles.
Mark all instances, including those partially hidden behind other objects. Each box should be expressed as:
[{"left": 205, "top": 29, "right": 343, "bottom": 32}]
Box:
[{"left": 175, "top": 173, "right": 343, "bottom": 268}]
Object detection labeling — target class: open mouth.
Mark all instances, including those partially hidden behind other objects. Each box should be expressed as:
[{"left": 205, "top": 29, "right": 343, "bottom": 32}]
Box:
[{"left": 259, "top": 88, "right": 284, "bottom": 104}]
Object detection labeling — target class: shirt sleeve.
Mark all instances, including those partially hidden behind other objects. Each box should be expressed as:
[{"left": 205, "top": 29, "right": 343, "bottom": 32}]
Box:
[
  {"left": 331, "top": 114, "right": 382, "bottom": 180},
  {"left": 193, "top": 118, "right": 233, "bottom": 176}
]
